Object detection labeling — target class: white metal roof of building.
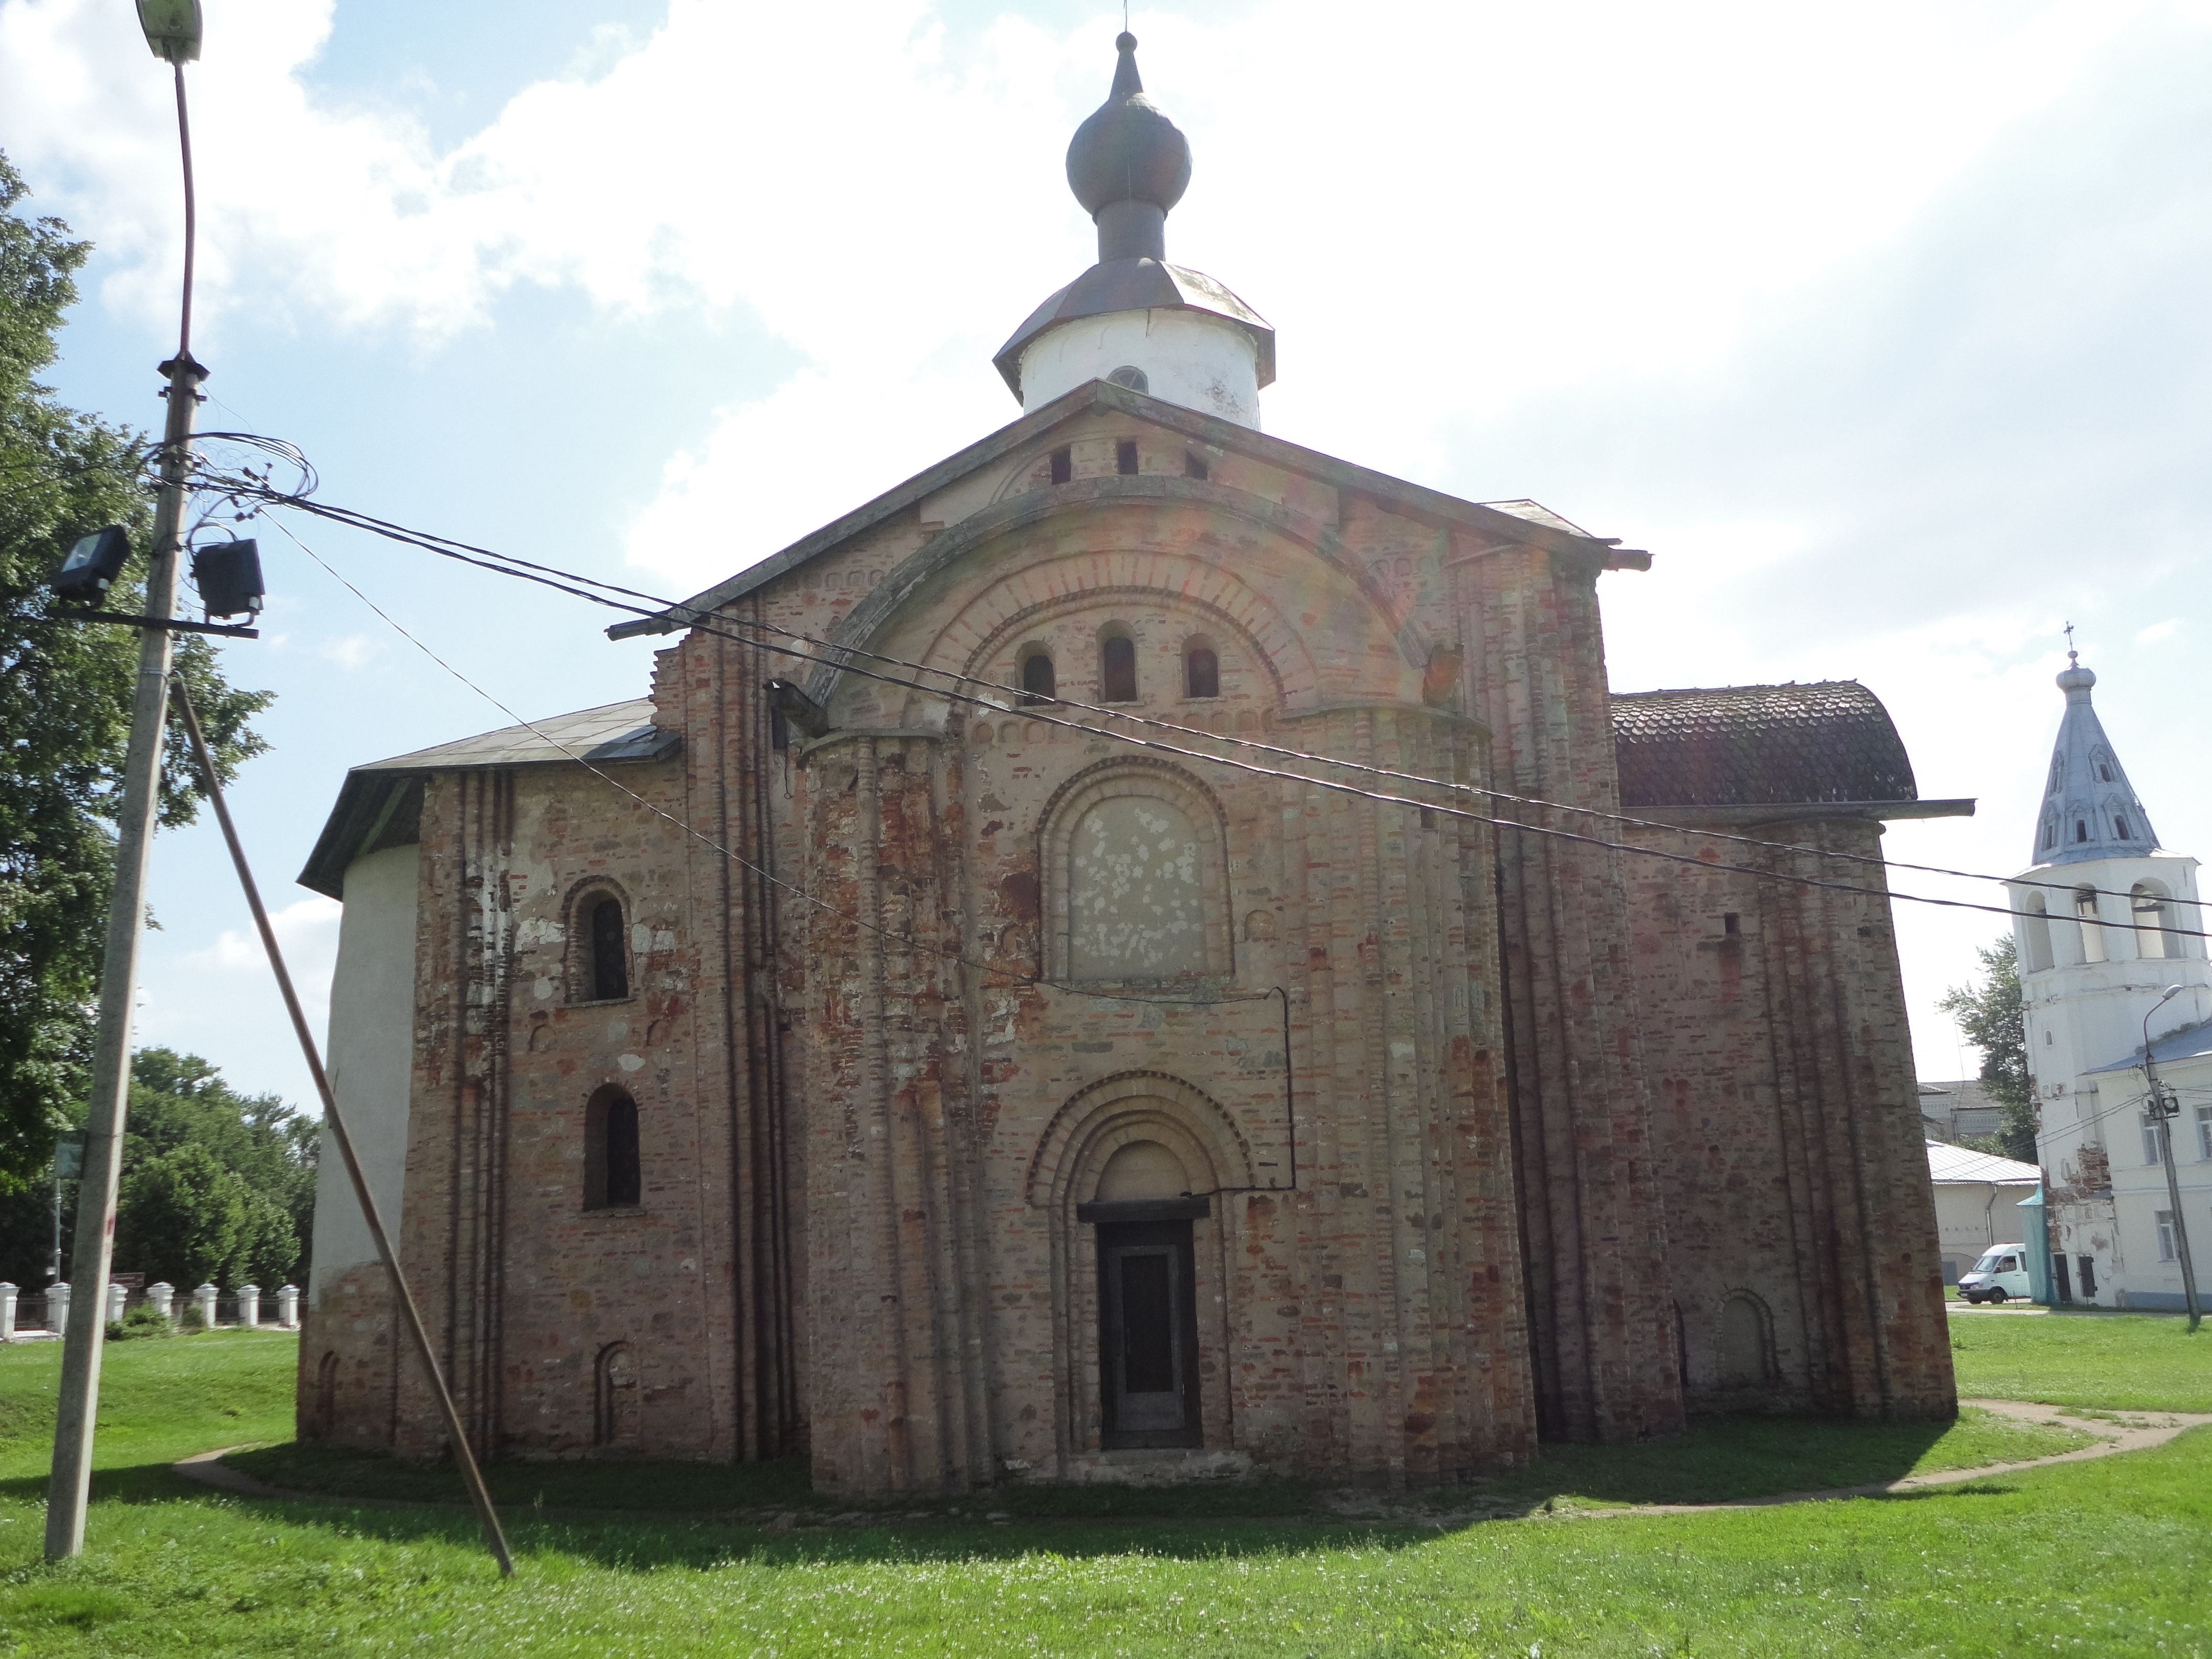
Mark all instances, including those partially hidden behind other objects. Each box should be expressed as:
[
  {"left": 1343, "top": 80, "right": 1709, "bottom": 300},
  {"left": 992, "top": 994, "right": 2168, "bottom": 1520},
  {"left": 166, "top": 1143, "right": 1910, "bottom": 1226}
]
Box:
[{"left": 1925, "top": 1140, "right": 2040, "bottom": 1186}]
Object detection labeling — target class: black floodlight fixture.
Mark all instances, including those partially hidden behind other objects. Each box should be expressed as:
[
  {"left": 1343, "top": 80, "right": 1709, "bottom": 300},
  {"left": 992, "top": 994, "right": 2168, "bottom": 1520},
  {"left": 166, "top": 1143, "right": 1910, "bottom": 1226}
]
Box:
[
  {"left": 136, "top": 0, "right": 202, "bottom": 63},
  {"left": 52, "top": 526, "right": 133, "bottom": 603},
  {"left": 192, "top": 538, "right": 265, "bottom": 619}
]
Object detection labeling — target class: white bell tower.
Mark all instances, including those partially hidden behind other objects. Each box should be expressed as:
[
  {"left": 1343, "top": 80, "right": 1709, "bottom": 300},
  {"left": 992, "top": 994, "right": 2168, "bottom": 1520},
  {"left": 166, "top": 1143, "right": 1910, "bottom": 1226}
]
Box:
[{"left": 2005, "top": 653, "right": 2210, "bottom": 1304}]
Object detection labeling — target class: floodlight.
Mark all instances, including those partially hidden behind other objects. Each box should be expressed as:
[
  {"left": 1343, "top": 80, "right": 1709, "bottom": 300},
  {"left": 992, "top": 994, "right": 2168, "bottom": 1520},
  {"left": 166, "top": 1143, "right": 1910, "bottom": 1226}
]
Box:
[
  {"left": 137, "top": 0, "right": 202, "bottom": 64},
  {"left": 52, "top": 526, "right": 132, "bottom": 603},
  {"left": 192, "top": 539, "right": 265, "bottom": 619}
]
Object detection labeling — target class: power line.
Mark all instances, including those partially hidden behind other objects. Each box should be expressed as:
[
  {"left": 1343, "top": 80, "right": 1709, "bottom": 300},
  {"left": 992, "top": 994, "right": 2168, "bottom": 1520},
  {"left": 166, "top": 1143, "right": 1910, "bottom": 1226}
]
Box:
[
  {"left": 198, "top": 464, "right": 2209, "bottom": 943},
  {"left": 270, "top": 517, "right": 1272, "bottom": 1011}
]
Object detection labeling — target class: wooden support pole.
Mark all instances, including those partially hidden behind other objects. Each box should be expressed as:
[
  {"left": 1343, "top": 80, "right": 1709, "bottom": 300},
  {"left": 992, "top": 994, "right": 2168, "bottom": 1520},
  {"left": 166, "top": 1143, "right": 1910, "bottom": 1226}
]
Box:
[{"left": 171, "top": 684, "right": 515, "bottom": 1577}]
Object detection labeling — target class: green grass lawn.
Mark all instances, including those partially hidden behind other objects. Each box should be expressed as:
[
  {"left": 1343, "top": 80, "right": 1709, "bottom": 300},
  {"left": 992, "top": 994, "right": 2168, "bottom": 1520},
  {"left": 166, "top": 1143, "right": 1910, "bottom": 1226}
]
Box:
[
  {"left": 0, "top": 1317, "right": 2203, "bottom": 1656},
  {"left": 1948, "top": 1307, "right": 2212, "bottom": 1412}
]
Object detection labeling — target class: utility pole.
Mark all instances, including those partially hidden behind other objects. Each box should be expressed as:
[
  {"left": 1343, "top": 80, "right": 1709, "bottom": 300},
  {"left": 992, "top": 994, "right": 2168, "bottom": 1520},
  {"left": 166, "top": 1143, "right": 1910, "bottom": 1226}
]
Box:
[
  {"left": 2142, "top": 984, "right": 2202, "bottom": 1333},
  {"left": 46, "top": 3, "right": 208, "bottom": 1562}
]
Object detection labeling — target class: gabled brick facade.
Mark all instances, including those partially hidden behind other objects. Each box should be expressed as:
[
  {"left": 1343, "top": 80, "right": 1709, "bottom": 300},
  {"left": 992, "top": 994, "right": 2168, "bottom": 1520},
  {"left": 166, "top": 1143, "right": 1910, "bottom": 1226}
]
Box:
[{"left": 299, "top": 382, "right": 1956, "bottom": 1494}]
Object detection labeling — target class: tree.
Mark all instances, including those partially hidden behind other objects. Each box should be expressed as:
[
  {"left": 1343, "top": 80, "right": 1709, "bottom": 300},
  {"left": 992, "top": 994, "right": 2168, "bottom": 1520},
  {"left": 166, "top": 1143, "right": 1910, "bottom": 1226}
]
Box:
[
  {"left": 1938, "top": 934, "right": 2038, "bottom": 1164},
  {"left": 1, "top": 1046, "right": 317, "bottom": 1289},
  {"left": 0, "top": 151, "right": 271, "bottom": 1189},
  {"left": 112, "top": 1142, "right": 248, "bottom": 1291}
]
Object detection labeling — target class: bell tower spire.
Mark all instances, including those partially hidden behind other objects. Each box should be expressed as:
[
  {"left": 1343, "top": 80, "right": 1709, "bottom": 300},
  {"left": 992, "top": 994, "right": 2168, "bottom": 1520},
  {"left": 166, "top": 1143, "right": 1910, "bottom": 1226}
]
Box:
[{"left": 2033, "top": 652, "right": 2159, "bottom": 865}]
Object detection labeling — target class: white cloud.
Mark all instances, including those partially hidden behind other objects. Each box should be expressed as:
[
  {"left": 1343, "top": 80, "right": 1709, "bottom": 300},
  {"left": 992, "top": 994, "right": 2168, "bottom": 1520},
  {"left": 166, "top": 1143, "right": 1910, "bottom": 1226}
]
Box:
[
  {"left": 137, "top": 894, "right": 342, "bottom": 1105},
  {"left": 3, "top": 0, "right": 2184, "bottom": 590},
  {"left": 10, "top": 0, "right": 2210, "bottom": 1088},
  {"left": 317, "top": 631, "right": 385, "bottom": 670}
]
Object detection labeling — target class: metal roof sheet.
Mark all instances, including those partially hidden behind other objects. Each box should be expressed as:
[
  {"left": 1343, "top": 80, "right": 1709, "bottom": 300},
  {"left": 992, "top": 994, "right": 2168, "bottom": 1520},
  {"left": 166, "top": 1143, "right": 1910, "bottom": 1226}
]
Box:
[
  {"left": 1925, "top": 1140, "right": 2041, "bottom": 1185},
  {"left": 2085, "top": 1015, "right": 2212, "bottom": 1074}
]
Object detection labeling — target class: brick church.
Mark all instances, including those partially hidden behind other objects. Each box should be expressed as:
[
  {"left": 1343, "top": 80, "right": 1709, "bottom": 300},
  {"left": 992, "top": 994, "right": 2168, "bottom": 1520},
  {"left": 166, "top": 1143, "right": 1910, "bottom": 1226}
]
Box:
[{"left": 299, "top": 36, "right": 1962, "bottom": 1494}]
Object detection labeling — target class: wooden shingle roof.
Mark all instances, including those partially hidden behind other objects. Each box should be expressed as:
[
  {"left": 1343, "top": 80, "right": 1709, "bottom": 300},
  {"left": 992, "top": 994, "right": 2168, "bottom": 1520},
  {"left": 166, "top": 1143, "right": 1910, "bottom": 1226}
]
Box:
[{"left": 1609, "top": 681, "right": 1918, "bottom": 810}]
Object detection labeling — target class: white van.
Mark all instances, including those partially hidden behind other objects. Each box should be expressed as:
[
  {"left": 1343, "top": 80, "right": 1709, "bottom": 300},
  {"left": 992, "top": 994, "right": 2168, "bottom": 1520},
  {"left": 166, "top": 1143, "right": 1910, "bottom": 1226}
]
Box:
[{"left": 1958, "top": 1243, "right": 2033, "bottom": 1304}]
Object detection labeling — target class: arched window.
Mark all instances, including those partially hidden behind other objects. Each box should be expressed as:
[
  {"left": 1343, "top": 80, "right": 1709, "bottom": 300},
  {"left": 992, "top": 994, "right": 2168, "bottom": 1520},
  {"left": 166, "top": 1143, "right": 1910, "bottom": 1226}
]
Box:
[
  {"left": 1021, "top": 650, "right": 1056, "bottom": 704},
  {"left": 2133, "top": 882, "right": 2180, "bottom": 961},
  {"left": 595, "top": 1343, "right": 640, "bottom": 1445},
  {"left": 588, "top": 895, "right": 629, "bottom": 1001},
  {"left": 1101, "top": 632, "right": 1138, "bottom": 702},
  {"left": 1184, "top": 644, "right": 1219, "bottom": 699},
  {"left": 2075, "top": 820, "right": 2090, "bottom": 844},
  {"left": 585, "top": 1087, "right": 642, "bottom": 1209},
  {"left": 2022, "top": 894, "right": 2053, "bottom": 973},
  {"left": 1717, "top": 1292, "right": 1776, "bottom": 1388},
  {"left": 2038, "top": 814, "right": 2057, "bottom": 853},
  {"left": 2075, "top": 887, "right": 2107, "bottom": 964}
]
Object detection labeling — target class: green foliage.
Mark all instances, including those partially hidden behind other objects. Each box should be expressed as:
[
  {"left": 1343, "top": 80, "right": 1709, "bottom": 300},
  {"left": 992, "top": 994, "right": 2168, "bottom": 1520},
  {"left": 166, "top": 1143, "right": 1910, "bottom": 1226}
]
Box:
[
  {"left": 177, "top": 1295, "right": 206, "bottom": 1331},
  {"left": 111, "top": 1300, "right": 173, "bottom": 1341},
  {"left": 0, "top": 1047, "right": 315, "bottom": 1289},
  {"left": 1938, "top": 934, "right": 2038, "bottom": 1163},
  {"left": 114, "top": 1143, "right": 247, "bottom": 1290},
  {"left": 119, "top": 1047, "right": 315, "bottom": 1287},
  {"left": 0, "top": 151, "right": 272, "bottom": 1192}
]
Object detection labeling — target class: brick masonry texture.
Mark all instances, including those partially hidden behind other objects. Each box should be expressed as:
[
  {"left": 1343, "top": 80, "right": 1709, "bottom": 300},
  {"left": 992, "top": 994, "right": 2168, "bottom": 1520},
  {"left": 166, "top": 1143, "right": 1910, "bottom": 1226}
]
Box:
[{"left": 300, "top": 402, "right": 1955, "bottom": 1490}]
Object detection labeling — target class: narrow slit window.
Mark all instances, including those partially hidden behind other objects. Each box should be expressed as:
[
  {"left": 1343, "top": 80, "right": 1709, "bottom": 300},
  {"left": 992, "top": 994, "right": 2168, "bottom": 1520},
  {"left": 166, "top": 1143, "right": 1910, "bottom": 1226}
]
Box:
[
  {"left": 1101, "top": 634, "right": 1138, "bottom": 701},
  {"left": 1724, "top": 912, "right": 1741, "bottom": 935},
  {"left": 1184, "top": 646, "right": 1218, "bottom": 699},
  {"left": 585, "top": 1089, "right": 642, "bottom": 1210},
  {"left": 589, "top": 896, "right": 629, "bottom": 1001},
  {"left": 2099, "top": 762, "right": 2114, "bottom": 782},
  {"left": 1184, "top": 451, "right": 1208, "bottom": 481},
  {"left": 2114, "top": 815, "right": 2131, "bottom": 839},
  {"left": 1022, "top": 652, "right": 1056, "bottom": 704},
  {"left": 1116, "top": 440, "right": 1139, "bottom": 476},
  {"left": 1050, "top": 446, "right": 1072, "bottom": 485},
  {"left": 2075, "top": 820, "right": 2089, "bottom": 843}
]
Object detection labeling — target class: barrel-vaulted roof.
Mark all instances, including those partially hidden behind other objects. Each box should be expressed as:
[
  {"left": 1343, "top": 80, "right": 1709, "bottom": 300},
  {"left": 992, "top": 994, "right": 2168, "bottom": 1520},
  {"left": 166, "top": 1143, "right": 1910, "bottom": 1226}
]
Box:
[{"left": 1610, "top": 680, "right": 1920, "bottom": 810}]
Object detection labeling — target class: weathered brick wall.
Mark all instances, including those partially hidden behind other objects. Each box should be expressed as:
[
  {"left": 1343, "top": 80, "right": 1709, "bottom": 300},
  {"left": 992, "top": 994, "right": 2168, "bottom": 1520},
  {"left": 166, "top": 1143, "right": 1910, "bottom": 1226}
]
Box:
[
  {"left": 745, "top": 423, "right": 1541, "bottom": 1493},
  {"left": 1622, "top": 814, "right": 1956, "bottom": 1418},
  {"left": 320, "top": 399, "right": 1950, "bottom": 1480},
  {"left": 1458, "top": 544, "right": 1686, "bottom": 1444}
]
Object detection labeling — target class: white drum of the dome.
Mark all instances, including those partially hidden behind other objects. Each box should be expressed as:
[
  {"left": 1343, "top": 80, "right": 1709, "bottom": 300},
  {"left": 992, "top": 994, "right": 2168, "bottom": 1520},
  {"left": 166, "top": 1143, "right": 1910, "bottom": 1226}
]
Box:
[{"left": 1020, "top": 308, "right": 1261, "bottom": 429}]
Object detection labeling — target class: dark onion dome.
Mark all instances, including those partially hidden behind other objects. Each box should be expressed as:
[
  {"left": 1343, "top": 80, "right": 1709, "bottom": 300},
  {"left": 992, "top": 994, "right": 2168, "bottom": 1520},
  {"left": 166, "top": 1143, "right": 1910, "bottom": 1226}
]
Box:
[
  {"left": 1066, "top": 33, "right": 1192, "bottom": 217},
  {"left": 992, "top": 34, "right": 1272, "bottom": 402}
]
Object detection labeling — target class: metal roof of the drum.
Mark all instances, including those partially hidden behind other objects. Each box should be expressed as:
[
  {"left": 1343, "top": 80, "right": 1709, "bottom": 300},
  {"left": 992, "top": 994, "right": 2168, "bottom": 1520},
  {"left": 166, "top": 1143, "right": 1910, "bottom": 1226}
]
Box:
[{"left": 1610, "top": 680, "right": 1921, "bottom": 809}]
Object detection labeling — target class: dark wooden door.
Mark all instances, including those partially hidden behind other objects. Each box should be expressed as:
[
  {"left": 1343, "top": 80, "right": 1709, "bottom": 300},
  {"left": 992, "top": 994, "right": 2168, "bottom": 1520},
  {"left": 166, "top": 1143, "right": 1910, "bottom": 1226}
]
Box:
[{"left": 1098, "top": 1220, "right": 1201, "bottom": 1448}]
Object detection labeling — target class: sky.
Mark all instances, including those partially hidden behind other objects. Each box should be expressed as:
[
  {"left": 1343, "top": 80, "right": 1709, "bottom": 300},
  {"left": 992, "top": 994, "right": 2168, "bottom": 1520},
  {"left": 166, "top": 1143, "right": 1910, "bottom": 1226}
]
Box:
[{"left": 1, "top": 0, "right": 2207, "bottom": 1110}]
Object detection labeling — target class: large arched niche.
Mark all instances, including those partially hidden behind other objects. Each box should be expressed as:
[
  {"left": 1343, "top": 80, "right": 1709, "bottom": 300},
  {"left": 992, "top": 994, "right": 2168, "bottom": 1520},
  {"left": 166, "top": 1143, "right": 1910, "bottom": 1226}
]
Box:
[
  {"left": 1036, "top": 758, "right": 1233, "bottom": 984},
  {"left": 1025, "top": 1072, "right": 1256, "bottom": 1469}
]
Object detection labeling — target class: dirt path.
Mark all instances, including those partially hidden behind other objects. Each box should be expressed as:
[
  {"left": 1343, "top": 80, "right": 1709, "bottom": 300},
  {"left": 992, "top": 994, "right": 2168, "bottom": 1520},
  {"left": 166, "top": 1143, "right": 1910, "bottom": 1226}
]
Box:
[
  {"left": 1557, "top": 1399, "right": 2212, "bottom": 1521},
  {"left": 171, "top": 1399, "right": 2211, "bottom": 1529}
]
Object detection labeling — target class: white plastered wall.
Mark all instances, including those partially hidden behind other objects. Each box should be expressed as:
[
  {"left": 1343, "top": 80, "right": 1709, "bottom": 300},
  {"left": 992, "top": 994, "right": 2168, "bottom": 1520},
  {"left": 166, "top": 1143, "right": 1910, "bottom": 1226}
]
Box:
[
  {"left": 1020, "top": 309, "right": 1262, "bottom": 429},
  {"left": 308, "top": 843, "right": 420, "bottom": 1306}
]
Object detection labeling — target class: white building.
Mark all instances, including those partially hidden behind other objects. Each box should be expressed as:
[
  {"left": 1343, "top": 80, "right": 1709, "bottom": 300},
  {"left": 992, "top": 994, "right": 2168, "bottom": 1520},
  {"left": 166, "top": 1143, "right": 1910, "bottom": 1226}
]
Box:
[
  {"left": 1925, "top": 1140, "right": 2041, "bottom": 1285},
  {"left": 2006, "top": 654, "right": 2211, "bottom": 1308}
]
